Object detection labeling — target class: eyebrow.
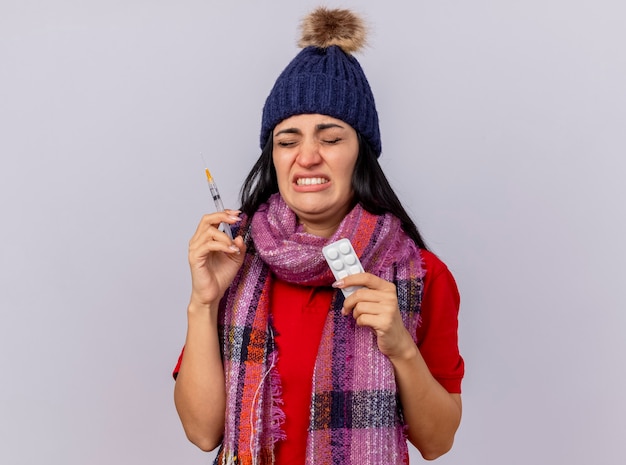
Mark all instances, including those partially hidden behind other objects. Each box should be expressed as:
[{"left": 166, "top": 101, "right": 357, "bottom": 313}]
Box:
[
  {"left": 316, "top": 123, "right": 344, "bottom": 131},
  {"left": 274, "top": 123, "right": 345, "bottom": 137}
]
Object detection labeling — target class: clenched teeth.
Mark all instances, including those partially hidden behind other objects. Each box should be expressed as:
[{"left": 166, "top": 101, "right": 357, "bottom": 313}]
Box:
[{"left": 296, "top": 177, "right": 329, "bottom": 186}]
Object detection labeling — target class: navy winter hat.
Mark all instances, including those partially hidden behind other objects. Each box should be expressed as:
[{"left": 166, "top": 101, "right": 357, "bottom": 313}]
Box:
[{"left": 260, "top": 8, "right": 382, "bottom": 157}]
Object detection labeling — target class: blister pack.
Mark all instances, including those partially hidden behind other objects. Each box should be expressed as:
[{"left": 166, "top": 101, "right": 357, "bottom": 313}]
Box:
[{"left": 322, "top": 238, "right": 364, "bottom": 297}]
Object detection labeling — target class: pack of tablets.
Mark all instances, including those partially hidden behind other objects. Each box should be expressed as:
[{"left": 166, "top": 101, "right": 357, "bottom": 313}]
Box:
[{"left": 322, "top": 238, "right": 364, "bottom": 297}]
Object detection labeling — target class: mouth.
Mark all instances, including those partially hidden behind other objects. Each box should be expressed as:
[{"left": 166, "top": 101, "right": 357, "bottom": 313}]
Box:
[{"left": 295, "top": 177, "right": 329, "bottom": 186}]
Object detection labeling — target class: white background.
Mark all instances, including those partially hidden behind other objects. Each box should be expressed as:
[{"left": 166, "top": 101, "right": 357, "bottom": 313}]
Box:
[{"left": 1, "top": 1, "right": 625, "bottom": 464}]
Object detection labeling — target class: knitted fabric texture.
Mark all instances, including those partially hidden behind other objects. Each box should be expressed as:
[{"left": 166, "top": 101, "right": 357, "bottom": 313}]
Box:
[
  {"left": 260, "top": 45, "right": 381, "bottom": 157},
  {"left": 215, "top": 194, "right": 424, "bottom": 464}
]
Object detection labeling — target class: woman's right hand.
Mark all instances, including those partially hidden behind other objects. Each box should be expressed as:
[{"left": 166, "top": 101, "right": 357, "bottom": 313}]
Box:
[
  {"left": 177, "top": 211, "right": 243, "bottom": 450},
  {"left": 187, "top": 210, "right": 247, "bottom": 308}
]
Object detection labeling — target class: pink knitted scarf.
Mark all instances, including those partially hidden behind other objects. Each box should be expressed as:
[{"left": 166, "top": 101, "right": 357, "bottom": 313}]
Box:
[{"left": 216, "top": 193, "right": 424, "bottom": 465}]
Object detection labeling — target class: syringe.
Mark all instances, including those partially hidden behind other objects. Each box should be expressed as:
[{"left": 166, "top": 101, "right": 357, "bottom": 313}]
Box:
[{"left": 201, "top": 156, "right": 233, "bottom": 240}]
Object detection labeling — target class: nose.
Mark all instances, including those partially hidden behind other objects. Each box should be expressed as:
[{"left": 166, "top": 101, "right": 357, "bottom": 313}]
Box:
[{"left": 296, "top": 139, "right": 322, "bottom": 168}]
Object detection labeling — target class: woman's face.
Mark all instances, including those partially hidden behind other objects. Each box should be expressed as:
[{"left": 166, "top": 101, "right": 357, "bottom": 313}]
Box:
[{"left": 272, "top": 113, "right": 359, "bottom": 237}]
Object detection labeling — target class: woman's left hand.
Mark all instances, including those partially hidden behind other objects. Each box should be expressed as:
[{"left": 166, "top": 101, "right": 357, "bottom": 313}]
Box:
[{"left": 336, "top": 273, "right": 415, "bottom": 360}]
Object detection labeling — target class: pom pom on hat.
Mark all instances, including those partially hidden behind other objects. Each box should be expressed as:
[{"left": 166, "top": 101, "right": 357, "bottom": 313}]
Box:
[
  {"left": 260, "top": 7, "right": 382, "bottom": 157},
  {"left": 298, "top": 7, "right": 367, "bottom": 53}
]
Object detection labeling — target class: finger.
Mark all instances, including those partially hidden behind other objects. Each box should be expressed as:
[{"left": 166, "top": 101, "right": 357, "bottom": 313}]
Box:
[
  {"left": 200, "top": 240, "right": 241, "bottom": 257},
  {"left": 350, "top": 301, "right": 394, "bottom": 319},
  {"left": 353, "top": 312, "right": 380, "bottom": 329},
  {"left": 189, "top": 233, "right": 239, "bottom": 261},
  {"left": 341, "top": 288, "right": 397, "bottom": 316},
  {"left": 207, "top": 226, "right": 238, "bottom": 245},
  {"left": 212, "top": 212, "right": 243, "bottom": 247},
  {"left": 352, "top": 311, "right": 396, "bottom": 334},
  {"left": 223, "top": 235, "right": 247, "bottom": 258},
  {"left": 189, "top": 228, "right": 225, "bottom": 251},
  {"left": 215, "top": 211, "right": 243, "bottom": 227},
  {"left": 192, "top": 212, "right": 242, "bottom": 239},
  {"left": 352, "top": 305, "right": 401, "bottom": 334},
  {"left": 232, "top": 235, "right": 247, "bottom": 254},
  {"left": 333, "top": 272, "right": 395, "bottom": 292},
  {"left": 192, "top": 212, "right": 243, "bottom": 246},
  {"left": 341, "top": 298, "right": 378, "bottom": 317}
]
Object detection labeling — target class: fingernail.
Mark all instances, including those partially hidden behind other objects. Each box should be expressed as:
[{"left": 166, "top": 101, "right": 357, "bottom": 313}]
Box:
[
  {"left": 340, "top": 307, "right": 347, "bottom": 316},
  {"left": 228, "top": 245, "right": 240, "bottom": 253},
  {"left": 228, "top": 215, "right": 242, "bottom": 222},
  {"left": 332, "top": 280, "right": 344, "bottom": 288}
]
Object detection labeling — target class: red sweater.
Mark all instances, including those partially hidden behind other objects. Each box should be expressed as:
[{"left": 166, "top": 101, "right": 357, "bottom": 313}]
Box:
[
  {"left": 173, "top": 249, "right": 464, "bottom": 463},
  {"left": 270, "top": 249, "right": 463, "bottom": 464}
]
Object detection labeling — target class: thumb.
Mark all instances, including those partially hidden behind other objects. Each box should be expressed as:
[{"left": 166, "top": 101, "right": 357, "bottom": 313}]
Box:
[{"left": 230, "top": 235, "right": 247, "bottom": 262}]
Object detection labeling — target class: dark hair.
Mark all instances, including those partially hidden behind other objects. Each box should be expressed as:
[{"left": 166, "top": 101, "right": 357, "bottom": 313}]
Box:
[
  {"left": 239, "top": 136, "right": 277, "bottom": 217},
  {"left": 239, "top": 135, "right": 428, "bottom": 250}
]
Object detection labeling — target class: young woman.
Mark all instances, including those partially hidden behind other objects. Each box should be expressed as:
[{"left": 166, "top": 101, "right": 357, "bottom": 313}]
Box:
[{"left": 174, "top": 8, "right": 464, "bottom": 464}]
